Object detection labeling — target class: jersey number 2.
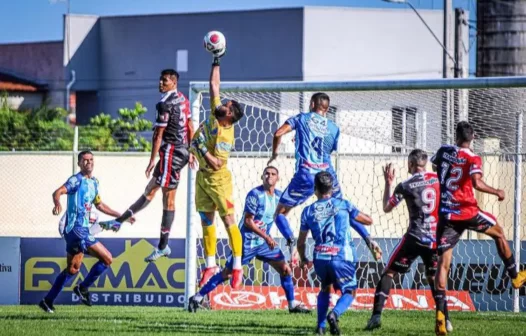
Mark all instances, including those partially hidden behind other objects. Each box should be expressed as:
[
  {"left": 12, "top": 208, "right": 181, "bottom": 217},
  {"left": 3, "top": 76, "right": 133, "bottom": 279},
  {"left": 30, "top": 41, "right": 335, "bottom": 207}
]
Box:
[{"left": 441, "top": 162, "right": 463, "bottom": 191}]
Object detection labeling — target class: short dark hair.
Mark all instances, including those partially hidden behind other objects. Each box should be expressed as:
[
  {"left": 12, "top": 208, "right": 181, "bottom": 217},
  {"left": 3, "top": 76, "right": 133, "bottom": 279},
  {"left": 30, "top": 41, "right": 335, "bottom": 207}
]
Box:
[
  {"left": 264, "top": 165, "right": 279, "bottom": 175},
  {"left": 408, "top": 149, "right": 428, "bottom": 167},
  {"left": 161, "top": 68, "right": 180, "bottom": 81},
  {"left": 310, "top": 92, "right": 330, "bottom": 109},
  {"left": 314, "top": 171, "right": 333, "bottom": 195},
  {"left": 230, "top": 100, "right": 244, "bottom": 123},
  {"left": 78, "top": 150, "right": 93, "bottom": 162},
  {"left": 456, "top": 121, "right": 474, "bottom": 143}
]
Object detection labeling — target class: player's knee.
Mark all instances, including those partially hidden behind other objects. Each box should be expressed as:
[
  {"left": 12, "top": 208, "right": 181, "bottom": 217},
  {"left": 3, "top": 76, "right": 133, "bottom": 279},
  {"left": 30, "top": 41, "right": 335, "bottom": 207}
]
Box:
[
  {"left": 280, "top": 263, "right": 292, "bottom": 277},
  {"left": 103, "top": 254, "right": 113, "bottom": 266},
  {"left": 199, "top": 212, "right": 214, "bottom": 227},
  {"left": 490, "top": 224, "right": 505, "bottom": 241},
  {"left": 67, "top": 265, "right": 80, "bottom": 275}
]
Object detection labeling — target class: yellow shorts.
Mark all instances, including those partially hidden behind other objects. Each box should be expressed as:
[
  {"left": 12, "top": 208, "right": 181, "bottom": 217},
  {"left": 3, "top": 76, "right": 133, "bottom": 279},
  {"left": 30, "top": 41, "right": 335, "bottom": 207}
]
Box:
[{"left": 195, "top": 169, "right": 235, "bottom": 217}]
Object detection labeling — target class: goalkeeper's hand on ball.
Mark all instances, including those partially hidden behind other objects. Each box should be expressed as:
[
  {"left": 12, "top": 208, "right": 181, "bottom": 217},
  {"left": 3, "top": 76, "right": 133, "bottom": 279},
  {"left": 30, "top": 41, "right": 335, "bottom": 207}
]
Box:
[
  {"left": 212, "top": 48, "right": 226, "bottom": 65},
  {"left": 365, "top": 237, "right": 382, "bottom": 261}
]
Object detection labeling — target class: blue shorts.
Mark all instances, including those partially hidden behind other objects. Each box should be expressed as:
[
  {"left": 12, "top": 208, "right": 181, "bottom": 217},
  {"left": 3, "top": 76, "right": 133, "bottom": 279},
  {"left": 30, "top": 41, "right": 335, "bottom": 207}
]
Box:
[
  {"left": 64, "top": 226, "right": 98, "bottom": 255},
  {"left": 279, "top": 169, "right": 342, "bottom": 208},
  {"left": 313, "top": 259, "right": 357, "bottom": 293},
  {"left": 225, "top": 244, "right": 285, "bottom": 270}
]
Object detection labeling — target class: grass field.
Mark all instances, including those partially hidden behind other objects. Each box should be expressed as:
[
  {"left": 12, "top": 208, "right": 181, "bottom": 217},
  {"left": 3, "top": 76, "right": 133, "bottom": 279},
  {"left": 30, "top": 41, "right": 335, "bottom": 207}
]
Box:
[{"left": 2, "top": 306, "right": 526, "bottom": 335}]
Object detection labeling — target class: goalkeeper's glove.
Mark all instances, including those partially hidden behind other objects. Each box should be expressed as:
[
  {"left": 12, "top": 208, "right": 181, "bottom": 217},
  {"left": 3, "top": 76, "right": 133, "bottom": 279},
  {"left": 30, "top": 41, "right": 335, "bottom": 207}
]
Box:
[
  {"left": 191, "top": 132, "right": 208, "bottom": 156},
  {"left": 212, "top": 48, "right": 227, "bottom": 66},
  {"left": 365, "top": 237, "right": 382, "bottom": 261}
]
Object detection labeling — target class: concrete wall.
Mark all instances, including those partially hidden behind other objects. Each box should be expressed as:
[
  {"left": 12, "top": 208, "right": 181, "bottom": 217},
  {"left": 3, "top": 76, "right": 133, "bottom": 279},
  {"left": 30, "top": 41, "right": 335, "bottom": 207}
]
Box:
[
  {"left": 66, "top": 8, "right": 304, "bottom": 120},
  {"left": 1, "top": 153, "right": 523, "bottom": 242},
  {"left": 303, "top": 7, "right": 451, "bottom": 80}
]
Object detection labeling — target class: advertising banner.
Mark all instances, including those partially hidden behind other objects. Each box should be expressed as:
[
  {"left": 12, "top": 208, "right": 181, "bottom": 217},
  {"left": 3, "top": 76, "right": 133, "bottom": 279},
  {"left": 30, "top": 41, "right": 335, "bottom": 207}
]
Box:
[
  {"left": 21, "top": 238, "right": 186, "bottom": 306},
  {"left": 0, "top": 237, "right": 20, "bottom": 305},
  {"left": 209, "top": 286, "right": 475, "bottom": 311}
]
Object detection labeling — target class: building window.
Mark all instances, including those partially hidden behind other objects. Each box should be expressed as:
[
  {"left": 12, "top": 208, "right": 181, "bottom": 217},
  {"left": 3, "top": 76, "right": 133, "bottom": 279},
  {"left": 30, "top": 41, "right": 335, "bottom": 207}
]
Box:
[{"left": 392, "top": 106, "right": 417, "bottom": 153}]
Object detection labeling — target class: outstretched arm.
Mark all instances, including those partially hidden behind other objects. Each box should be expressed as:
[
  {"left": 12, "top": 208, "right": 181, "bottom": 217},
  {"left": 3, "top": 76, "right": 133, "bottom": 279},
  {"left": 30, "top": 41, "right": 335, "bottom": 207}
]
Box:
[
  {"left": 472, "top": 173, "right": 505, "bottom": 201},
  {"left": 95, "top": 201, "right": 121, "bottom": 218},
  {"left": 209, "top": 60, "right": 220, "bottom": 109}
]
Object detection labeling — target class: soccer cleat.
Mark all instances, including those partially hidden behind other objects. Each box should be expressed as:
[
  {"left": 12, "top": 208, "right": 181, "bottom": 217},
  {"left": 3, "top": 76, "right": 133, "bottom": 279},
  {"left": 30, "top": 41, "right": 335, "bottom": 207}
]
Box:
[
  {"left": 38, "top": 299, "right": 55, "bottom": 313},
  {"left": 230, "top": 268, "right": 243, "bottom": 289},
  {"left": 289, "top": 302, "right": 311, "bottom": 314},
  {"left": 315, "top": 326, "right": 326, "bottom": 335},
  {"left": 435, "top": 311, "right": 447, "bottom": 335},
  {"left": 365, "top": 314, "right": 381, "bottom": 330},
  {"left": 99, "top": 219, "right": 122, "bottom": 232},
  {"left": 187, "top": 295, "right": 202, "bottom": 313},
  {"left": 144, "top": 246, "right": 171, "bottom": 262},
  {"left": 199, "top": 266, "right": 219, "bottom": 287},
  {"left": 327, "top": 311, "right": 341, "bottom": 335},
  {"left": 446, "top": 320, "right": 453, "bottom": 333},
  {"left": 74, "top": 285, "right": 92, "bottom": 307},
  {"left": 511, "top": 270, "right": 526, "bottom": 289}
]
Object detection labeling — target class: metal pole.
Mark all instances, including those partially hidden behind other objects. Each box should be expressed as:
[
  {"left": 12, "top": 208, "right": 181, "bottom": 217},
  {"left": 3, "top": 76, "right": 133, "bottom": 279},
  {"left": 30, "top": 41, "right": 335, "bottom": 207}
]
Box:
[
  {"left": 184, "top": 89, "right": 201, "bottom": 307},
  {"left": 513, "top": 111, "right": 523, "bottom": 313},
  {"left": 72, "top": 125, "right": 78, "bottom": 174}
]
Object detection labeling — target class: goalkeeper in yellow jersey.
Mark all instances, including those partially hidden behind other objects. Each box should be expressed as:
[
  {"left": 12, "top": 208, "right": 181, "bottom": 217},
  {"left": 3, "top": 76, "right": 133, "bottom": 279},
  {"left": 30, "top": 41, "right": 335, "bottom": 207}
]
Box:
[{"left": 190, "top": 49, "right": 245, "bottom": 289}]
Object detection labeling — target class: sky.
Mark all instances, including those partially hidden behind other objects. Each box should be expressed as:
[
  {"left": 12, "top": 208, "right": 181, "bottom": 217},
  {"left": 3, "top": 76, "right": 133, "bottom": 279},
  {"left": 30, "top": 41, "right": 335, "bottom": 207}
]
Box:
[{"left": 0, "top": 0, "right": 477, "bottom": 73}]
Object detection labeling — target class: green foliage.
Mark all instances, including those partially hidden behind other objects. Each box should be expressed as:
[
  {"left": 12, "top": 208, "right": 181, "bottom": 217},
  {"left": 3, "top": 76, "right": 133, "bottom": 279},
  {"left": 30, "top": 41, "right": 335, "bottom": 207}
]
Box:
[
  {"left": 0, "top": 94, "right": 152, "bottom": 152},
  {"left": 81, "top": 102, "right": 153, "bottom": 152}
]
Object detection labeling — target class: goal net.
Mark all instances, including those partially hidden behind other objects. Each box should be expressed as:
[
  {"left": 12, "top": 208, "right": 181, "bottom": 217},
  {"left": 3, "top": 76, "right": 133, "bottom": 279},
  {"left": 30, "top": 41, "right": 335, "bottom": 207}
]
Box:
[{"left": 185, "top": 77, "right": 526, "bottom": 313}]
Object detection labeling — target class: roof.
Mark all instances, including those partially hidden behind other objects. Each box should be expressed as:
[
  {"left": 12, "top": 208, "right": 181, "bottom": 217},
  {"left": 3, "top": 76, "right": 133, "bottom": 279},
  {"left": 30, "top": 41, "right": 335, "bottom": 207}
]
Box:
[{"left": 0, "top": 72, "right": 48, "bottom": 92}]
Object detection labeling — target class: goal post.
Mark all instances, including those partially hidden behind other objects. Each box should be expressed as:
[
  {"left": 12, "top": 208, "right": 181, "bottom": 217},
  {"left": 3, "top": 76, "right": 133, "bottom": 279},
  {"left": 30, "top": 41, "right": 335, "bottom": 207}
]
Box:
[{"left": 185, "top": 76, "right": 526, "bottom": 312}]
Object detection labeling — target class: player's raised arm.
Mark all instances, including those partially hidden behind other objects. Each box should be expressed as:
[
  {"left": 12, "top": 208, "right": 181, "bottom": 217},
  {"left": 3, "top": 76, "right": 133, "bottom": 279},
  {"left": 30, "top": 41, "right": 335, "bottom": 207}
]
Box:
[
  {"left": 268, "top": 123, "right": 293, "bottom": 166},
  {"left": 210, "top": 58, "right": 220, "bottom": 104},
  {"left": 382, "top": 163, "right": 397, "bottom": 213}
]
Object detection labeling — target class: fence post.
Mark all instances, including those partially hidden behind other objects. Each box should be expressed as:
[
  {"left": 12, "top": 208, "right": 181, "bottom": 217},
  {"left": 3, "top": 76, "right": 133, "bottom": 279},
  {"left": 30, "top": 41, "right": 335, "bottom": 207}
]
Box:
[
  {"left": 184, "top": 89, "right": 201, "bottom": 307},
  {"left": 513, "top": 111, "right": 523, "bottom": 313},
  {"left": 72, "top": 126, "right": 79, "bottom": 174}
]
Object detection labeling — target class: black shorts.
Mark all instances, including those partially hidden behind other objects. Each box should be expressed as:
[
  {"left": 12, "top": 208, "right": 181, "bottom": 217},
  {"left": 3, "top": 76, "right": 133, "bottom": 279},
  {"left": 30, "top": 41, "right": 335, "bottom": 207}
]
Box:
[
  {"left": 437, "top": 210, "right": 497, "bottom": 255},
  {"left": 153, "top": 144, "right": 189, "bottom": 189},
  {"left": 386, "top": 234, "right": 438, "bottom": 276}
]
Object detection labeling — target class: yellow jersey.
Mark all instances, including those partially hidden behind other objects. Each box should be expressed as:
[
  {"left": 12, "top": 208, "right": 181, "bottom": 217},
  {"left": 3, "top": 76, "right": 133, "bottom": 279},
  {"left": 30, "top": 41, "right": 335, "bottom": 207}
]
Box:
[{"left": 190, "top": 96, "right": 235, "bottom": 173}]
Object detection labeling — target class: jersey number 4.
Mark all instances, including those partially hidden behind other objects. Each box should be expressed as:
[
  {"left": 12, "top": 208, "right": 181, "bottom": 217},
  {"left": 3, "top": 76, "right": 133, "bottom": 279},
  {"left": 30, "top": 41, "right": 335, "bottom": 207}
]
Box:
[{"left": 311, "top": 137, "right": 323, "bottom": 158}]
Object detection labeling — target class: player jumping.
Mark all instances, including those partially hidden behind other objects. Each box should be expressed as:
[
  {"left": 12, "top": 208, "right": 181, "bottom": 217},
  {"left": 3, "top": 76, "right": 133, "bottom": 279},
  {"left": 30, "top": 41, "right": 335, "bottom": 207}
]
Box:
[
  {"left": 268, "top": 93, "right": 342, "bottom": 257},
  {"left": 365, "top": 149, "right": 452, "bottom": 332},
  {"left": 39, "top": 151, "right": 133, "bottom": 313},
  {"left": 99, "top": 69, "right": 194, "bottom": 262},
  {"left": 298, "top": 172, "right": 382, "bottom": 335},
  {"left": 431, "top": 121, "right": 526, "bottom": 335},
  {"left": 188, "top": 166, "right": 311, "bottom": 313},
  {"left": 190, "top": 50, "right": 245, "bottom": 289}
]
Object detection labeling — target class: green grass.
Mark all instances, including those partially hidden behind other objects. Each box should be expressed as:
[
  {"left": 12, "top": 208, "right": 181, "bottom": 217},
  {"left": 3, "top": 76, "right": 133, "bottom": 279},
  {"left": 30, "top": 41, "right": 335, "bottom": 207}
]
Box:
[{"left": 1, "top": 306, "right": 526, "bottom": 335}]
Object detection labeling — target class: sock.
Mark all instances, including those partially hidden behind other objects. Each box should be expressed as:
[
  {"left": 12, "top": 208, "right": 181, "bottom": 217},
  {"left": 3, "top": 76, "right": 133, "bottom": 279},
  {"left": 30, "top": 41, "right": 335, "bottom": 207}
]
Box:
[
  {"left": 504, "top": 255, "right": 518, "bottom": 279},
  {"left": 434, "top": 289, "right": 447, "bottom": 319},
  {"left": 203, "top": 224, "right": 217, "bottom": 268},
  {"left": 158, "top": 210, "right": 175, "bottom": 250},
  {"left": 80, "top": 261, "right": 108, "bottom": 288},
  {"left": 226, "top": 225, "right": 243, "bottom": 269},
  {"left": 198, "top": 272, "right": 226, "bottom": 297},
  {"left": 429, "top": 279, "right": 449, "bottom": 321},
  {"left": 116, "top": 195, "right": 151, "bottom": 222},
  {"left": 372, "top": 274, "right": 393, "bottom": 316},
  {"left": 280, "top": 275, "right": 295, "bottom": 307},
  {"left": 45, "top": 270, "right": 73, "bottom": 303},
  {"left": 317, "top": 291, "right": 330, "bottom": 329},
  {"left": 333, "top": 292, "right": 354, "bottom": 318}
]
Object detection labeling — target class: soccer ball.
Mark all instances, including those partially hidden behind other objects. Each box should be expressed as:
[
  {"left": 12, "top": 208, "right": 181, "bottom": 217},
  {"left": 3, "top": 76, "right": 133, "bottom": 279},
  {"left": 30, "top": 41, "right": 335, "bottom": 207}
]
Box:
[{"left": 204, "top": 31, "right": 226, "bottom": 56}]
